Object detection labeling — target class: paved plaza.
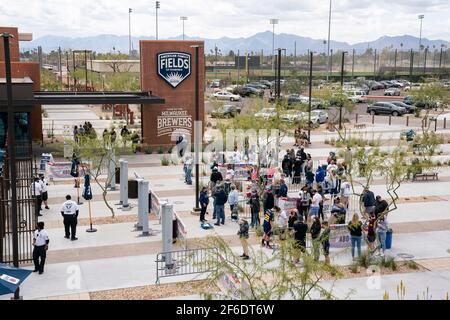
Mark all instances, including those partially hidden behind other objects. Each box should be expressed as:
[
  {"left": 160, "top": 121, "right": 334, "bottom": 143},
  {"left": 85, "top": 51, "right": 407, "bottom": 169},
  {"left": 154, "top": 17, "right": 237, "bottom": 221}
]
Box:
[{"left": 2, "top": 107, "right": 450, "bottom": 300}]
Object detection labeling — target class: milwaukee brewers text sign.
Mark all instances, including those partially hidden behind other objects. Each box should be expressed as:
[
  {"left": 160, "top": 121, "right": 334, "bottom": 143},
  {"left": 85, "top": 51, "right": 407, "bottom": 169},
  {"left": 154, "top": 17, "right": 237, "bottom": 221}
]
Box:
[{"left": 140, "top": 41, "right": 204, "bottom": 147}]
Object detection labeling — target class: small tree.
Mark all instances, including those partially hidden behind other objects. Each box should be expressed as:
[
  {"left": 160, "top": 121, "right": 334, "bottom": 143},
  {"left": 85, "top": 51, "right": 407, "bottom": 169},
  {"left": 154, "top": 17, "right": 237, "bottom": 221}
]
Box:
[
  {"left": 196, "top": 236, "right": 344, "bottom": 300},
  {"left": 72, "top": 135, "right": 131, "bottom": 218}
]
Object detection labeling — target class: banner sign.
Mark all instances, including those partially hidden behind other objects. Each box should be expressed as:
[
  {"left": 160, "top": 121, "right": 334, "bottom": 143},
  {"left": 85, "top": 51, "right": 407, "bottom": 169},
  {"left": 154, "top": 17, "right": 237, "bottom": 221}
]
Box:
[
  {"left": 47, "top": 162, "right": 73, "bottom": 179},
  {"left": 218, "top": 163, "right": 256, "bottom": 181},
  {"left": 278, "top": 197, "right": 298, "bottom": 211},
  {"left": 329, "top": 223, "right": 351, "bottom": 248},
  {"left": 217, "top": 254, "right": 251, "bottom": 300}
]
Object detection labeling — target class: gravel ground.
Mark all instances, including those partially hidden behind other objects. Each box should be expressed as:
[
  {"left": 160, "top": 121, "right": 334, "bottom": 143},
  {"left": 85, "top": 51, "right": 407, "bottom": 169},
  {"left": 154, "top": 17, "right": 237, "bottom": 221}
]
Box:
[{"left": 89, "top": 280, "right": 217, "bottom": 300}]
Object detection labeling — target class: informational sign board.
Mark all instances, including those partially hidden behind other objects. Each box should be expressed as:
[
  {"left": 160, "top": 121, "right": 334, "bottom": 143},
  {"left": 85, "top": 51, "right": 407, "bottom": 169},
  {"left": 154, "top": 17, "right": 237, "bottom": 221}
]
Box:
[
  {"left": 329, "top": 224, "right": 351, "bottom": 248},
  {"left": 39, "top": 153, "right": 54, "bottom": 172}
]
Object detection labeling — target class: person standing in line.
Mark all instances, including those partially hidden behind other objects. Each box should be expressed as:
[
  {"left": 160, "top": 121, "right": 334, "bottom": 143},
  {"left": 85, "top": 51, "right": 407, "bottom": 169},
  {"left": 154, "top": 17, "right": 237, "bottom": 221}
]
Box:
[
  {"left": 276, "top": 207, "right": 288, "bottom": 241},
  {"left": 39, "top": 173, "right": 50, "bottom": 210},
  {"left": 32, "top": 221, "right": 49, "bottom": 275},
  {"left": 73, "top": 125, "right": 79, "bottom": 143},
  {"left": 213, "top": 185, "right": 227, "bottom": 226},
  {"left": 278, "top": 179, "right": 288, "bottom": 198},
  {"left": 340, "top": 179, "right": 351, "bottom": 208},
  {"left": 367, "top": 212, "right": 377, "bottom": 253},
  {"left": 374, "top": 195, "right": 389, "bottom": 218},
  {"left": 228, "top": 185, "right": 239, "bottom": 221},
  {"left": 292, "top": 156, "right": 303, "bottom": 184},
  {"left": 262, "top": 208, "right": 274, "bottom": 249},
  {"left": 310, "top": 216, "right": 322, "bottom": 261},
  {"left": 237, "top": 219, "right": 250, "bottom": 260},
  {"left": 263, "top": 187, "right": 274, "bottom": 213},
  {"left": 305, "top": 168, "right": 315, "bottom": 188},
  {"left": 31, "top": 177, "right": 43, "bottom": 217},
  {"left": 61, "top": 195, "right": 79, "bottom": 241},
  {"left": 309, "top": 189, "right": 322, "bottom": 222},
  {"left": 184, "top": 156, "right": 193, "bottom": 185},
  {"left": 348, "top": 214, "right": 363, "bottom": 260},
  {"left": 110, "top": 127, "right": 117, "bottom": 145},
  {"left": 376, "top": 215, "right": 389, "bottom": 256},
  {"left": 293, "top": 216, "right": 308, "bottom": 264},
  {"left": 319, "top": 221, "right": 331, "bottom": 264},
  {"left": 362, "top": 187, "right": 376, "bottom": 219},
  {"left": 120, "top": 125, "right": 130, "bottom": 148},
  {"left": 199, "top": 186, "right": 209, "bottom": 223},
  {"left": 249, "top": 191, "right": 261, "bottom": 228}
]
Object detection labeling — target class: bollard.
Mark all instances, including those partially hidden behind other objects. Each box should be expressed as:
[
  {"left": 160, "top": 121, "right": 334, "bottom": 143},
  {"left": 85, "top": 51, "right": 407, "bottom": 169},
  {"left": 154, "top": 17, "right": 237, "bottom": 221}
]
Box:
[
  {"left": 356, "top": 113, "right": 358, "bottom": 123},
  {"left": 445, "top": 118, "right": 447, "bottom": 129},
  {"left": 134, "top": 178, "right": 143, "bottom": 230},
  {"left": 119, "top": 159, "right": 130, "bottom": 210},
  {"left": 107, "top": 150, "right": 116, "bottom": 191},
  {"left": 162, "top": 202, "right": 174, "bottom": 270},
  {"left": 406, "top": 116, "right": 409, "bottom": 127},
  {"left": 435, "top": 118, "right": 437, "bottom": 132},
  {"left": 389, "top": 115, "right": 392, "bottom": 126},
  {"left": 372, "top": 114, "right": 375, "bottom": 124},
  {"left": 138, "top": 180, "right": 151, "bottom": 236}
]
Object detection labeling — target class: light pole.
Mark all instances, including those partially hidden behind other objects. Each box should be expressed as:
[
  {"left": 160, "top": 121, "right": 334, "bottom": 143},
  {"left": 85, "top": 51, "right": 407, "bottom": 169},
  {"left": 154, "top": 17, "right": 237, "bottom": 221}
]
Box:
[
  {"left": 270, "top": 19, "right": 279, "bottom": 72},
  {"left": 128, "top": 8, "right": 132, "bottom": 56},
  {"left": 190, "top": 45, "right": 201, "bottom": 212},
  {"left": 308, "top": 51, "right": 313, "bottom": 142},
  {"left": 155, "top": 1, "right": 160, "bottom": 40},
  {"left": 326, "top": 0, "right": 332, "bottom": 82},
  {"left": 276, "top": 48, "right": 286, "bottom": 100},
  {"left": 1, "top": 32, "right": 21, "bottom": 300},
  {"left": 180, "top": 16, "right": 188, "bottom": 41},
  {"left": 339, "top": 51, "right": 348, "bottom": 130}
]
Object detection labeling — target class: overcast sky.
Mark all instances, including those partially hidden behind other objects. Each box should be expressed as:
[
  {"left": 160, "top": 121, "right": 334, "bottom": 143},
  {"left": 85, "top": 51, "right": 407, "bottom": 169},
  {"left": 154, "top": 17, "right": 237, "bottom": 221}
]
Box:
[{"left": 1, "top": 0, "right": 449, "bottom": 42}]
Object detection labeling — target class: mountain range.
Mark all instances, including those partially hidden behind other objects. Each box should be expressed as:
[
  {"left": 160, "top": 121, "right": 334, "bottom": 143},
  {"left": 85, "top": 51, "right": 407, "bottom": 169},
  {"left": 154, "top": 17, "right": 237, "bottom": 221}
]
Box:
[{"left": 21, "top": 31, "right": 449, "bottom": 55}]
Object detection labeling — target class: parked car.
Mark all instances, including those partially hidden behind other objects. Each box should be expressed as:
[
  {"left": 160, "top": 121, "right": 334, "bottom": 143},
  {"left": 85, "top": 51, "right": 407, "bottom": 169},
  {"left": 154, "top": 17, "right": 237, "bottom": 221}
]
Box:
[
  {"left": 346, "top": 90, "right": 367, "bottom": 103},
  {"left": 210, "top": 105, "right": 241, "bottom": 118},
  {"left": 369, "top": 81, "right": 384, "bottom": 90},
  {"left": 403, "top": 95, "right": 438, "bottom": 109},
  {"left": 310, "top": 110, "right": 329, "bottom": 124},
  {"left": 246, "top": 83, "right": 267, "bottom": 90},
  {"left": 384, "top": 88, "right": 401, "bottom": 96},
  {"left": 255, "top": 108, "right": 277, "bottom": 120},
  {"left": 390, "top": 80, "right": 404, "bottom": 88},
  {"left": 367, "top": 102, "right": 407, "bottom": 116},
  {"left": 210, "top": 80, "right": 221, "bottom": 88},
  {"left": 212, "top": 91, "right": 241, "bottom": 101},
  {"left": 280, "top": 110, "right": 304, "bottom": 123},
  {"left": 380, "top": 80, "right": 394, "bottom": 89},
  {"left": 390, "top": 101, "right": 416, "bottom": 114},
  {"left": 242, "top": 85, "right": 264, "bottom": 96},
  {"left": 259, "top": 80, "right": 273, "bottom": 88}
]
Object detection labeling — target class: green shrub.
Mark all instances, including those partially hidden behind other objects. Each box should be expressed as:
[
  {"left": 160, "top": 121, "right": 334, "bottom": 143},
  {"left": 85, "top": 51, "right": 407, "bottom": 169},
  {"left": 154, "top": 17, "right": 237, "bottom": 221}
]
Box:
[
  {"left": 161, "top": 156, "right": 170, "bottom": 166},
  {"left": 357, "top": 251, "right": 372, "bottom": 268},
  {"left": 144, "top": 146, "right": 153, "bottom": 154},
  {"left": 350, "top": 263, "right": 360, "bottom": 274},
  {"left": 158, "top": 146, "right": 164, "bottom": 154},
  {"left": 255, "top": 225, "right": 264, "bottom": 237},
  {"left": 407, "top": 260, "right": 419, "bottom": 270},
  {"left": 380, "top": 256, "right": 397, "bottom": 271}
]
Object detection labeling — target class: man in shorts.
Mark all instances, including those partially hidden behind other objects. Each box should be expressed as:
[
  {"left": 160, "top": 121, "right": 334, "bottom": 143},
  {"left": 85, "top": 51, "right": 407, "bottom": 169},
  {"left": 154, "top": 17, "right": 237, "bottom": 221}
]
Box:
[{"left": 309, "top": 189, "right": 322, "bottom": 222}]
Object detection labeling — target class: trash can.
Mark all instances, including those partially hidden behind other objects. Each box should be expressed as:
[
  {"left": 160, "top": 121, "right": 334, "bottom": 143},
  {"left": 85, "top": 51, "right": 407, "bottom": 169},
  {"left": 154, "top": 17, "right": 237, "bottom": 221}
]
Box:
[
  {"left": 128, "top": 180, "right": 138, "bottom": 199},
  {"left": 385, "top": 228, "right": 393, "bottom": 249}
]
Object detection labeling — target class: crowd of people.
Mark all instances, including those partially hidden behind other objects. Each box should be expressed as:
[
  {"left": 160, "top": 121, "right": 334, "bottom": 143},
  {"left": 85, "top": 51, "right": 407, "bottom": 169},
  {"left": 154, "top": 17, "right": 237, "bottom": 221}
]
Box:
[{"left": 194, "top": 143, "right": 391, "bottom": 262}]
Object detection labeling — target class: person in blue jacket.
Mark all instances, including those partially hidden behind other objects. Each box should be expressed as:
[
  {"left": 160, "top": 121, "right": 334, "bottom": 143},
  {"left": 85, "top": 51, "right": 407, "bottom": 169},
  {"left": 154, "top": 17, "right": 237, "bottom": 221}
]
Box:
[
  {"left": 315, "top": 165, "right": 326, "bottom": 188},
  {"left": 199, "top": 187, "right": 209, "bottom": 222},
  {"left": 278, "top": 179, "right": 288, "bottom": 198},
  {"left": 305, "top": 168, "right": 315, "bottom": 187}
]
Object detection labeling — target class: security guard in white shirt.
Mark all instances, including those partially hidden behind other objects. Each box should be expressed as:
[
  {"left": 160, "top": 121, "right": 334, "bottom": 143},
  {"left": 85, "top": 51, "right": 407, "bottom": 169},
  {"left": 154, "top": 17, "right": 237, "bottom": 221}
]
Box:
[
  {"left": 61, "top": 194, "right": 79, "bottom": 241},
  {"left": 31, "top": 177, "right": 43, "bottom": 217},
  {"left": 39, "top": 173, "right": 50, "bottom": 210},
  {"left": 33, "top": 221, "right": 49, "bottom": 274}
]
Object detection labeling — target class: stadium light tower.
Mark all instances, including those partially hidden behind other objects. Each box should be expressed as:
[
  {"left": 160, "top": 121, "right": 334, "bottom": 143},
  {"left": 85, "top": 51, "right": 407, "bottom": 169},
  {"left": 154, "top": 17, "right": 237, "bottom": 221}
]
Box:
[
  {"left": 270, "top": 19, "right": 279, "bottom": 71},
  {"left": 418, "top": 14, "right": 425, "bottom": 51},
  {"left": 180, "top": 16, "right": 188, "bottom": 40}
]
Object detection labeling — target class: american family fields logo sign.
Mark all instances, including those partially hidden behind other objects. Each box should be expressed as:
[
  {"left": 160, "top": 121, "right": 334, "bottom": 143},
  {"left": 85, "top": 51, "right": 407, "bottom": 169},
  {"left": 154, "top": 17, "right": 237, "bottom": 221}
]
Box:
[{"left": 157, "top": 52, "right": 191, "bottom": 88}]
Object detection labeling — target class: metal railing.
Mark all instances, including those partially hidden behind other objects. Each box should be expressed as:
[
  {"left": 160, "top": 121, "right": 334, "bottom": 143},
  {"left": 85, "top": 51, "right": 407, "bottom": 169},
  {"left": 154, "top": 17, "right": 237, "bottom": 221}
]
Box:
[{"left": 155, "top": 247, "right": 218, "bottom": 284}]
